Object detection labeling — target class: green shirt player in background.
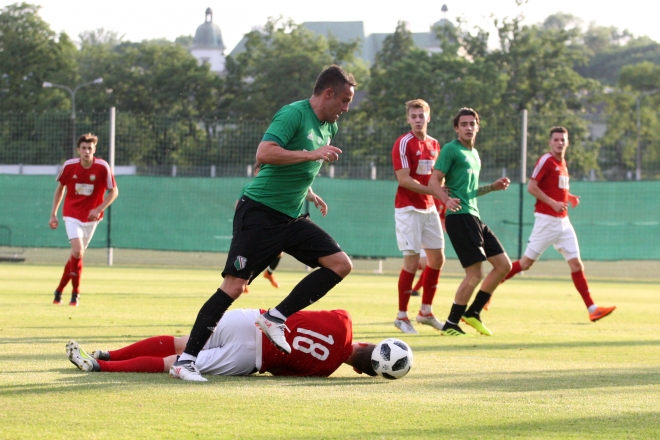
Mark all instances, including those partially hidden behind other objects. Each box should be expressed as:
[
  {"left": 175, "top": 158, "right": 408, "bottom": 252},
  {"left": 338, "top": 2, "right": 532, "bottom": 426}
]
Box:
[
  {"left": 429, "top": 108, "right": 512, "bottom": 336},
  {"left": 171, "top": 65, "right": 357, "bottom": 381}
]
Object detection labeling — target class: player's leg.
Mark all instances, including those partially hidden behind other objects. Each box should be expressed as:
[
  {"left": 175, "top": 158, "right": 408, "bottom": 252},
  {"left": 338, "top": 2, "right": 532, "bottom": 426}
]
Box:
[
  {"left": 68, "top": 339, "right": 172, "bottom": 373},
  {"left": 54, "top": 220, "right": 83, "bottom": 303},
  {"left": 264, "top": 252, "right": 282, "bottom": 288},
  {"left": 411, "top": 251, "right": 427, "bottom": 295},
  {"left": 557, "top": 223, "right": 616, "bottom": 321},
  {"left": 462, "top": 224, "right": 511, "bottom": 336},
  {"left": 393, "top": 210, "right": 422, "bottom": 333},
  {"left": 415, "top": 212, "right": 445, "bottom": 330},
  {"left": 93, "top": 335, "right": 181, "bottom": 361}
]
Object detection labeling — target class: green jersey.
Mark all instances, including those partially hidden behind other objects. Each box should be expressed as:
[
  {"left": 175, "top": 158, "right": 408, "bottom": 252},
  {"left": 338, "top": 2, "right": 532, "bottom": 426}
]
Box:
[
  {"left": 244, "top": 100, "right": 337, "bottom": 218},
  {"left": 434, "top": 139, "right": 482, "bottom": 218}
]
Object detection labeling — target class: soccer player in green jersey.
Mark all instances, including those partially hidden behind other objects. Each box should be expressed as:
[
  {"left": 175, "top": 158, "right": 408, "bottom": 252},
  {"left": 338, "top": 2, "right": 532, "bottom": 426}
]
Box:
[
  {"left": 171, "top": 65, "right": 357, "bottom": 381},
  {"left": 429, "top": 108, "right": 512, "bottom": 336}
]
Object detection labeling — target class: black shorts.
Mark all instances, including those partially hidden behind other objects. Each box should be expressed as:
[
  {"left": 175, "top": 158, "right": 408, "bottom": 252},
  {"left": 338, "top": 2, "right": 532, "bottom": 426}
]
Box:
[
  {"left": 223, "top": 197, "right": 343, "bottom": 282},
  {"left": 445, "top": 214, "right": 506, "bottom": 268}
]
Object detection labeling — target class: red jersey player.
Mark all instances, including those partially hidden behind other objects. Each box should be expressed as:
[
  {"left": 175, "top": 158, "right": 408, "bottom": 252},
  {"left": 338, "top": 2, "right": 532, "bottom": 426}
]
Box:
[
  {"left": 499, "top": 126, "right": 616, "bottom": 322},
  {"left": 49, "top": 133, "right": 118, "bottom": 306},
  {"left": 391, "top": 99, "right": 445, "bottom": 334},
  {"left": 65, "top": 309, "right": 380, "bottom": 380}
]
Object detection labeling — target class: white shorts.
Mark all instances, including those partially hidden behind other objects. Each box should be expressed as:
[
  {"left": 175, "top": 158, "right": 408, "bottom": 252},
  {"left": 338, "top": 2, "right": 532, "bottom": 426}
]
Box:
[
  {"left": 63, "top": 217, "right": 99, "bottom": 249},
  {"left": 195, "top": 308, "right": 261, "bottom": 376},
  {"left": 524, "top": 213, "right": 580, "bottom": 261},
  {"left": 395, "top": 209, "right": 444, "bottom": 255}
]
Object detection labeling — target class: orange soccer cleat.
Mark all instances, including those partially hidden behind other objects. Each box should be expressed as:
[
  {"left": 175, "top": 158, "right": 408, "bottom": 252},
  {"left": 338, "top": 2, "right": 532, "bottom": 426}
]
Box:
[
  {"left": 589, "top": 306, "right": 616, "bottom": 322},
  {"left": 264, "top": 271, "right": 280, "bottom": 288}
]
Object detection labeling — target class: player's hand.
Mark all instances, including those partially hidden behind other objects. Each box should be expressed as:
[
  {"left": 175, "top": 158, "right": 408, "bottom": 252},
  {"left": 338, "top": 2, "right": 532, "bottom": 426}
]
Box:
[
  {"left": 49, "top": 215, "right": 58, "bottom": 229},
  {"left": 550, "top": 200, "right": 568, "bottom": 213},
  {"left": 493, "top": 177, "right": 510, "bottom": 191},
  {"left": 568, "top": 194, "right": 580, "bottom": 208},
  {"left": 310, "top": 194, "right": 328, "bottom": 217},
  {"left": 445, "top": 197, "right": 461, "bottom": 212},
  {"left": 314, "top": 145, "right": 342, "bottom": 163},
  {"left": 88, "top": 208, "right": 101, "bottom": 221}
]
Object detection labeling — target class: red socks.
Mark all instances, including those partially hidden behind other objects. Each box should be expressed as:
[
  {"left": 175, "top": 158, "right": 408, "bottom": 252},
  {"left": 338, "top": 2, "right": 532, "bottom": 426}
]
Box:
[
  {"left": 571, "top": 270, "right": 594, "bottom": 308},
  {"left": 503, "top": 260, "right": 522, "bottom": 281},
  {"left": 108, "top": 336, "right": 176, "bottom": 361},
  {"left": 421, "top": 267, "right": 440, "bottom": 306},
  {"left": 98, "top": 357, "right": 165, "bottom": 373},
  {"left": 56, "top": 259, "right": 72, "bottom": 292},
  {"left": 398, "top": 269, "right": 416, "bottom": 312},
  {"left": 70, "top": 256, "right": 83, "bottom": 293},
  {"left": 412, "top": 269, "right": 425, "bottom": 292}
]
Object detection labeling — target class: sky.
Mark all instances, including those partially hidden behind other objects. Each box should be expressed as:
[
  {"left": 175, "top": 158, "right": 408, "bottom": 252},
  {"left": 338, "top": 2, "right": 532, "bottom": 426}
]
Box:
[{"left": 4, "top": 0, "right": 659, "bottom": 52}]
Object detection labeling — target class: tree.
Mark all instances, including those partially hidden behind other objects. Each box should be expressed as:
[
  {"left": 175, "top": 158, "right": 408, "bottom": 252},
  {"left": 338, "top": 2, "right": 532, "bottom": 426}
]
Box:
[{"left": 0, "top": 3, "right": 77, "bottom": 112}]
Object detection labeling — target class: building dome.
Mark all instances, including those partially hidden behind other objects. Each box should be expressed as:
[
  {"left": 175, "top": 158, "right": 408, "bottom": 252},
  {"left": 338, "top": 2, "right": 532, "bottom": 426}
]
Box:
[{"left": 192, "top": 8, "right": 225, "bottom": 51}]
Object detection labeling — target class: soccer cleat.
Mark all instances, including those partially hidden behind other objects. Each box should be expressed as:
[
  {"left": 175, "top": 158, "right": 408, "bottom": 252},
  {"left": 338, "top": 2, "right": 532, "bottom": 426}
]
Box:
[
  {"left": 462, "top": 315, "right": 492, "bottom": 336},
  {"left": 69, "top": 293, "right": 79, "bottom": 307},
  {"left": 410, "top": 290, "right": 420, "bottom": 297},
  {"left": 242, "top": 284, "right": 250, "bottom": 294},
  {"left": 256, "top": 312, "right": 291, "bottom": 354},
  {"left": 440, "top": 325, "right": 468, "bottom": 336},
  {"left": 66, "top": 340, "right": 100, "bottom": 372},
  {"left": 92, "top": 350, "right": 110, "bottom": 361},
  {"left": 264, "top": 271, "right": 280, "bottom": 288},
  {"left": 394, "top": 318, "right": 418, "bottom": 334},
  {"left": 415, "top": 313, "right": 444, "bottom": 330},
  {"left": 53, "top": 290, "right": 62, "bottom": 305},
  {"left": 169, "top": 360, "right": 207, "bottom": 382},
  {"left": 589, "top": 306, "right": 616, "bottom": 322}
]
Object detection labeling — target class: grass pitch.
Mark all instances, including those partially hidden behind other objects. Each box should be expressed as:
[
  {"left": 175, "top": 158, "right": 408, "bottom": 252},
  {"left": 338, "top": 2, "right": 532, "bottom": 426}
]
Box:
[{"left": 1, "top": 264, "right": 659, "bottom": 439}]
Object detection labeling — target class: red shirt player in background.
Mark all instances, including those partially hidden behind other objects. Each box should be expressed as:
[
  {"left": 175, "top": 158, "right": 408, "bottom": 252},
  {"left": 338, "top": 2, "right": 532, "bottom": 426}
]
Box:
[
  {"left": 391, "top": 99, "right": 446, "bottom": 335},
  {"left": 498, "top": 126, "right": 616, "bottom": 322},
  {"left": 65, "top": 308, "right": 381, "bottom": 380},
  {"left": 49, "top": 133, "right": 119, "bottom": 306}
]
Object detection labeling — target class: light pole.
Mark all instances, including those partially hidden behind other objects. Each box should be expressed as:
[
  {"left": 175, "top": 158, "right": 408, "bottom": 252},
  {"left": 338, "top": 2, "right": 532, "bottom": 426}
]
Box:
[
  {"left": 42, "top": 78, "right": 103, "bottom": 157},
  {"left": 635, "top": 88, "right": 660, "bottom": 181}
]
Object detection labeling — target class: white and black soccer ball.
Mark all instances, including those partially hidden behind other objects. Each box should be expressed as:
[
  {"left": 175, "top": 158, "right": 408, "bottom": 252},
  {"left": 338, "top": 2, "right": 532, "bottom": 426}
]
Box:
[{"left": 371, "top": 338, "right": 413, "bottom": 380}]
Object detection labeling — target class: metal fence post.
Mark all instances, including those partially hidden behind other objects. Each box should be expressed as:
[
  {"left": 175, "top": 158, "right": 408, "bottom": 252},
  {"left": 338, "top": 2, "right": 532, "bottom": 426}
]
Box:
[
  {"left": 108, "top": 107, "right": 116, "bottom": 266},
  {"left": 518, "top": 109, "right": 528, "bottom": 260}
]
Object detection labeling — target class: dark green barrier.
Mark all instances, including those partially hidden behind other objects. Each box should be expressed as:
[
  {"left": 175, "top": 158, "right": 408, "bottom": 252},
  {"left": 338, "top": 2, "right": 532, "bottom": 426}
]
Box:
[{"left": 1, "top": 175, "right": 658, "bottom": 260}]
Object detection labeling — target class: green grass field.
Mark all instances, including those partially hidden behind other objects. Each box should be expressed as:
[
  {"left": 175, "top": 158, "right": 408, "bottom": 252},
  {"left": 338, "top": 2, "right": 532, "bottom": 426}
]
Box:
[{"left": 1, "top": 264, "right": 659, "bottom": 439}]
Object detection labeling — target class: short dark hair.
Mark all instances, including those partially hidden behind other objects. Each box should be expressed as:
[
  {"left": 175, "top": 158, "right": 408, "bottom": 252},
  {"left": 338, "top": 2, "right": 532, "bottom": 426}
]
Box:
[
  {"left": 453, "top": 108, "right": 480, "bottom": 128},
  {"left": 77, "top": 133, "right": 98, "bottom": 148},
  {"left": 350, "top": 343, "right": 377, "bottom": 377},
  {"left": 549, "top": 126, "right": 569, "bottom": 137},
  {"left": 313, "top": 65, "right": 357, "bottom": 96}
]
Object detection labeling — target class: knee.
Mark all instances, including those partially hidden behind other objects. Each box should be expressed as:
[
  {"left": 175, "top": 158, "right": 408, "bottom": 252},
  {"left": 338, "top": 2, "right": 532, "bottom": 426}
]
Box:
[
  {"left": 72, "top": 250, "right": 84, "bottom": 259},
  {"left": 334, "top": 258, "right": 353, "bottom": 278},
  {"left": 466, "top": 270, "right": 483, "bottom": 286}
]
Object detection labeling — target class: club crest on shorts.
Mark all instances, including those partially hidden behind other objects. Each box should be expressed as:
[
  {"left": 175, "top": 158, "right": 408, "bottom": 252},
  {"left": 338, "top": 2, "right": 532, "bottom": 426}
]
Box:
[{"left": 234, "top": 256, "right": 247, "bottom": 271}]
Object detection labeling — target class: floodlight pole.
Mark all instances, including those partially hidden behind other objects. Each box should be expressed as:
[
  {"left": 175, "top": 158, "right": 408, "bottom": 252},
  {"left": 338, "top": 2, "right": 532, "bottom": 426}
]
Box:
[{"left": 42, "top": 78, "right": 103, "bottom": 157}]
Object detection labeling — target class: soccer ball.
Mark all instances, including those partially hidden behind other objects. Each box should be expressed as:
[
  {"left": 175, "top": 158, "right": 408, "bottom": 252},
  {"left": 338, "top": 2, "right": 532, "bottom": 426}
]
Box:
[{"left": 371, "top": 338, "right": 413, "bottom": 380}]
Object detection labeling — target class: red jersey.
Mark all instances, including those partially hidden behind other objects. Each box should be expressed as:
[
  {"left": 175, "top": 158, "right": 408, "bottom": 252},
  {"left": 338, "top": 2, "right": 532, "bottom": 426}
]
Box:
[
  {"left": 260, "top": 309, "right": 353, "bottom": 377},
  {"left": 392, "top": 132, "right": 440, "bottom": 211},
  {"left": 56, "top": 158, "right": 116, "bottom": 223},
  {"left": 530, "top": 153, "right": 569, "bottom": 218}
]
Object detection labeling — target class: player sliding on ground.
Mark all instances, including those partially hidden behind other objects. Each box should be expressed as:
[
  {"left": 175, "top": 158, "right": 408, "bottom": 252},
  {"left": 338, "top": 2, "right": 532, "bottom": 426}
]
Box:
[
  {"left": 495, "top": 126, "right": 616, "bottom": 322},
  {"left": 66, "top": 309, "right": 379, "bottom": 378}
]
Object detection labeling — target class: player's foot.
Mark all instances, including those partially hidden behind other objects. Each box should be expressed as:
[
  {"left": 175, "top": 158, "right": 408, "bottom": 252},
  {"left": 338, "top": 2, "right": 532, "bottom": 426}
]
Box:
[
  {"left": 440, "top": 323, "right": 468, "bottom": 336},
  {"left": 264, "top": 271, "right": 280, "bottom": 288},
  {"left": 394, "top": 318, "right": 418, "bottom": 334},
  {"left": 169, "top": 360, "right": 207, "bottom": 382},
  {"left": 410, "top": 290, "right": 420, "bottom": 297},
  {"left": 242, "top": 284, "right": 249, "bottom": 294},
  {"left": 589, "top": 306, "right": 616, "bottom": 322},
  {"left": 66, "top": 340, "right": 100, "bottom": 372},
  {"left": 483, "top": 298, "right": 491, "bottom": 311},
  {"left": 461, "top": 314, "right": 492, "bottom": 336},
  {"left": 92, "top": 350, "right": 110, "bottom": 361},
  {"left": 256, "top": 312, "right": 291, "bottom": 354},
  {"left": 415, "top": 313, "right": 444, "bottom": 330},
  {"left": 53, "top": 290, "right": 62, "bottom": 305},
  {"left": 69, "top": 293, "right": 79, "bottom": 307}
]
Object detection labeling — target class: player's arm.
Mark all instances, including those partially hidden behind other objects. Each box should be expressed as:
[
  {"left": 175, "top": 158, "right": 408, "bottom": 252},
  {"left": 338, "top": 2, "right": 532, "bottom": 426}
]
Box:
[
  {"left": 567, "top": 193, "right": 580, "bottom": 208},
  {"left": 49, "top": 184, "right": 66, "bottom": 229},
  {"left": 394, "top": 169, "right": 435, "bottom": 195},
  {"left": 429, "top": 169, "right": 460, "bottom": 212},
  {"left": 477, "top": 177, "right": 511, "bottom": 196},
  {"left": 306, "top": 187, "right": 328, "bottom": 217},
  {"left": 88, "top": 186, "right": 119, "bottom": 221},
  {"left": 256, "top": 141, "right": 341, "bottom": 165},
  {"left": 527, "top": 178, "right": 566, "bottom": 213}
]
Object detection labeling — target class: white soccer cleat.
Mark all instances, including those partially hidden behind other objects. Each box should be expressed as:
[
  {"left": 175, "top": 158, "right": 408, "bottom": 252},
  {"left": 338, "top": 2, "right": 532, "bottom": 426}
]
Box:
[
  {"left": 415, "top": 313, "right": 445, "bottom": 331},
  {"left": 256, "top": 312, "right": 291, "bottom": 354},
  {"left": 394, "top": 318, "right": 418, "bottom": 334},
  {"left": 169, "top": 361, "right": 207, "bottom": 382},
  {"left": 66, "top": 340, "right": 100, "bottom": 372}
]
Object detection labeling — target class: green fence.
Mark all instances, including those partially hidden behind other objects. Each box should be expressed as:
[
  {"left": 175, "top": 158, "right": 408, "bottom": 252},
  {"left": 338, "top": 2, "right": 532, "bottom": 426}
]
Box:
[{"left": 1, "top": 175, "right": 658, "bottom": 261}]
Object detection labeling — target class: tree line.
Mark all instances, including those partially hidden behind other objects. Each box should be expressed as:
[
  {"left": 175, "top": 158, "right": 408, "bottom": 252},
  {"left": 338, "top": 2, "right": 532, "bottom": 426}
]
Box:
[{"left": 1, "top": 3, "right": 660, "bottom": 179}]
